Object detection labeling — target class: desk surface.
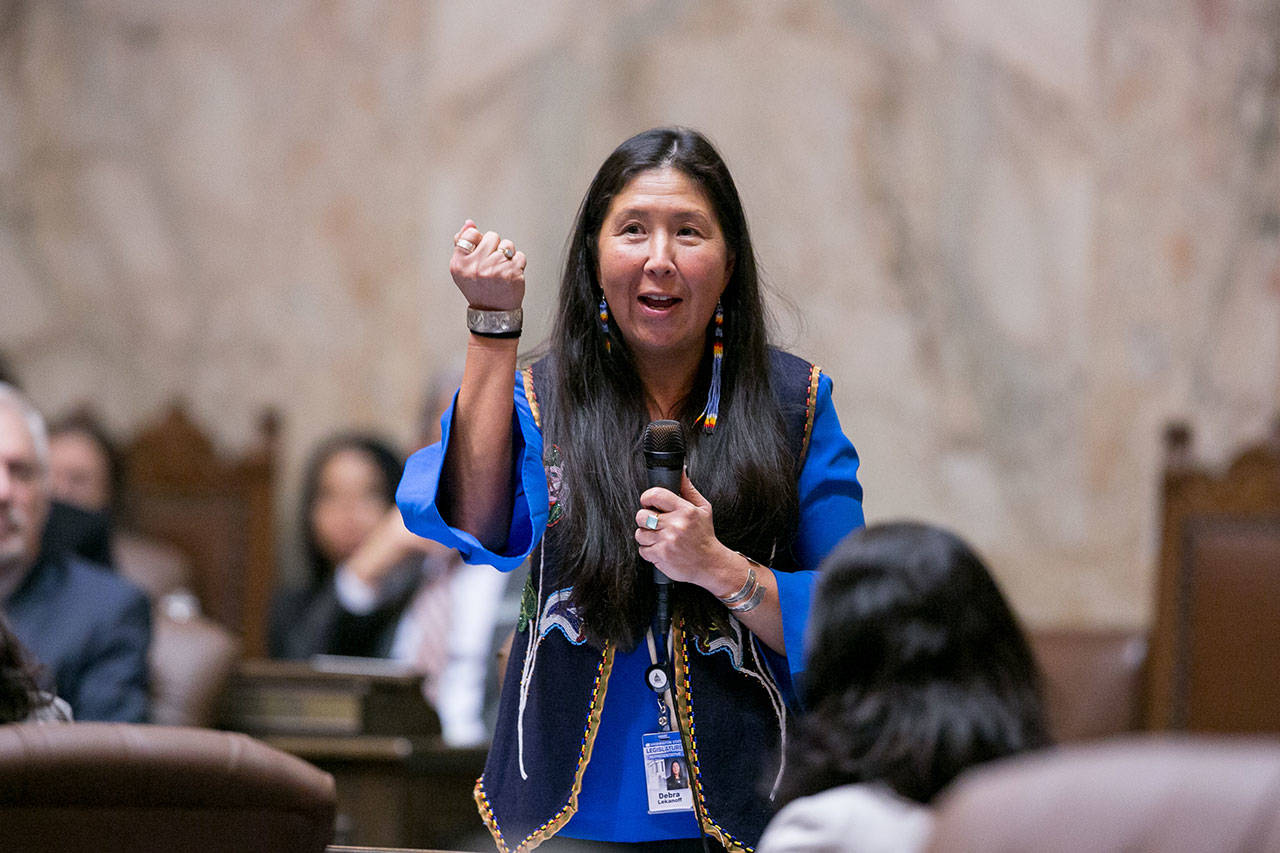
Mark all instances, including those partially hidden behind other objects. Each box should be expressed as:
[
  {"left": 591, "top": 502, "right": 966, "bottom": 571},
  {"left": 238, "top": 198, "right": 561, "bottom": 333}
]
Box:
[{"left": 259, "top": 734, "right": 487, "bottom": 771}]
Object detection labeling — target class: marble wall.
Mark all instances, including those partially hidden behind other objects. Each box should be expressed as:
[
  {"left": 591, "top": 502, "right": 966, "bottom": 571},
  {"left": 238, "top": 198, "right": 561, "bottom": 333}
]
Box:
[{"left": 3, "top": 0, "right": 1278, "bottom": 625}]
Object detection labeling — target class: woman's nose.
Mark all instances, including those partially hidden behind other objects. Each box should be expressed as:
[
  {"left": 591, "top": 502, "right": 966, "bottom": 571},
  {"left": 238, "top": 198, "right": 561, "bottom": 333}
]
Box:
[{"left": 643, "top": 233, "right": 676, "bottom": 276}]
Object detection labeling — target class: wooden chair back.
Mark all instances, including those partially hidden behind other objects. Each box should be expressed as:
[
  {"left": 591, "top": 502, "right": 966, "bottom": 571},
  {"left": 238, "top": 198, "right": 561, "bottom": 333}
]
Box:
[
  {"left": 119, "top": 403, "right": 279, "bottom": 658},
  {"left": 1146, "top": 418, "right": 1280, "bottom": 732}
]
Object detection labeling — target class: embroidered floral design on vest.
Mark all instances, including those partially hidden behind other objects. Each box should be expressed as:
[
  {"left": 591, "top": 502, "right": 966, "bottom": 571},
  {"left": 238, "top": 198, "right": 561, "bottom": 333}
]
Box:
[
  {"left": 517, "top": 574, "right": 538, "bottom": 634},
  {"left": 544, "top": 443, "right": 564, "bottom": 528}
]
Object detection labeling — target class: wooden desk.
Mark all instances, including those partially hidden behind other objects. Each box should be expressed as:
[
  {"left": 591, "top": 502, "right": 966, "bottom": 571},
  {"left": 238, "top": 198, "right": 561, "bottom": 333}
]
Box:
[
  {"left": 220, "top": 659, "right": 489, "bottom": 850},
  {"left": 263, "top": 734, "right": 489, "bottom": 850}
]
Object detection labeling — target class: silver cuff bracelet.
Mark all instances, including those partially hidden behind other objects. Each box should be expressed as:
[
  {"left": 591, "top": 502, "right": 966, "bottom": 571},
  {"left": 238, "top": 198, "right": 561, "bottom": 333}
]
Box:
[
  {"left": 718, "top": 566, "right": 758, "bottom": 606},
  {"left": 726, "top": 582, "right": 766, "bottom": 613},
  {"left": 466, "top": 306, "right": 523, "bottom": 338}
]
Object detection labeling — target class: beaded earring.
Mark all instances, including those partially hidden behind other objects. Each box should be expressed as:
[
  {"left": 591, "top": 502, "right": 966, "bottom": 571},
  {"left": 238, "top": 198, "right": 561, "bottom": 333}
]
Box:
[
  {"left": 598, "top": 296, "right": 612, "bottom": 353},
  {"left": 696, "top": 300, "right": 724, "bottom": 433}
]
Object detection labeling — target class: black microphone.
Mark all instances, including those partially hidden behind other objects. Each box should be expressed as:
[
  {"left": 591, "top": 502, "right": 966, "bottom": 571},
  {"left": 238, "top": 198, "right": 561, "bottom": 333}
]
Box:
[{"left": 643, "top": 419, "right": 685, "bottom": 641}]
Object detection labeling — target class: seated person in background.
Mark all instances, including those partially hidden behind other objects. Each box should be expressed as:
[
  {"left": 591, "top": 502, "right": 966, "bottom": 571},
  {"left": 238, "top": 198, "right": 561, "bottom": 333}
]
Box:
[
  {"left": 46, "top": 410, "right": 192, "bottom": 599},
  {"left": 47, "top": 411, "right": 121, "bottom": 516},
  {"left": 1, "top": 614, "right": 72, "bottom": 723},
  {"left": 271, "top": 380, "right": 525, "bottom": 746},
  {"left": 758, "top": 521, "right": 1050, "bottom": 853},
  {"left": 0, "top": 383, "right": 150, "bottom": 722},
  {"left": 269, "top": 434, "right": 425, "bottom": 660}
]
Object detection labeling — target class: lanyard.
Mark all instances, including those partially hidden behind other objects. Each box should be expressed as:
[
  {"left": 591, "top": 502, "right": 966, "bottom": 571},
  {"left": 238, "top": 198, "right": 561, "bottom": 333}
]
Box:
[{"left": 644, "top": 627, "right": 676, "bottom": 732}]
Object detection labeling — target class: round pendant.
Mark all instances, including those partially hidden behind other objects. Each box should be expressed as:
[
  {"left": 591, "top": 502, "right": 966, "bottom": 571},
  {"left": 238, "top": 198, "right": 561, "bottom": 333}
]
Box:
[{"left": 645, "top": 663, "right": 670, "bottom": 693}]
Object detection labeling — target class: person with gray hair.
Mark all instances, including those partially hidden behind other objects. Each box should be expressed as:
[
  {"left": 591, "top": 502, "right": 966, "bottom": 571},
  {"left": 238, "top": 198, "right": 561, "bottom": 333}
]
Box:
[{"left": 0, "top": 382, "right": 150, "bottom": 722}]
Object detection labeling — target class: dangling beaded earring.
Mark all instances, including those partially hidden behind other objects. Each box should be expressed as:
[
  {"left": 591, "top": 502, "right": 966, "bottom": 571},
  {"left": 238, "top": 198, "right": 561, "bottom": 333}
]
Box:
[
  {"left": 696, "top": 300, "right": 724, "bottom": 433},
  {"left": 598, "top": 296, "right": 612, "bottom": 353}
]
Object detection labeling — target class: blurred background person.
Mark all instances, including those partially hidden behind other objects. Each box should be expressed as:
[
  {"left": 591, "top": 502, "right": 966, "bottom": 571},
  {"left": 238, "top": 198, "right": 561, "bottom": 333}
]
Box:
[
  {"left": 271, "top": 401, "right": 520, "bottom": 745},
  {"left": 45, "top": 410, "right": 193, "bottom": 605},
  {"left": 47, "top": 411, "right": 121, "bottom": 515},
  {"left": 0, "top": 383, "right": 151, "bottom": 723},
  {"left": 269, "top": 433, "right": 422, "bottom": 660},
  {"left": 758, "top": 522, "right": 1051, "bottom": 853}
]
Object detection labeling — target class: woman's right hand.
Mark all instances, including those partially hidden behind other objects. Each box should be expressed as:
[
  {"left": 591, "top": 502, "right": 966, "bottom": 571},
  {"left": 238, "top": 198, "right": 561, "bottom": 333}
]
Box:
[
  {"left": 441, "top": 219, "right": 523, "bottom": 551},
  {"left": 450, "top": 219, "right": 526, "bottom": 311}
]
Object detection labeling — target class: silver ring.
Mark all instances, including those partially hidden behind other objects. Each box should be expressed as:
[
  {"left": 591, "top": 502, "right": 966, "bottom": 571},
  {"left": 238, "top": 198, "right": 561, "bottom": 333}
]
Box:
[
  {"left": 455, "top": 237, "right": 476, "bottom": 254},
  {"left": 501, "top": 246, "right": 515, "bottom": 260},
  {"left": 644, "top": 513, "right": 659, "bottom": 531}
]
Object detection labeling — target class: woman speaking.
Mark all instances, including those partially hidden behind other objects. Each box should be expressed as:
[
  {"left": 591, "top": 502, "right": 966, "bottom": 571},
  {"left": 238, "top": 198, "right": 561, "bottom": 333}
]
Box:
[{"left": 398, "top": 127, "right": 865, "bottom": 852}]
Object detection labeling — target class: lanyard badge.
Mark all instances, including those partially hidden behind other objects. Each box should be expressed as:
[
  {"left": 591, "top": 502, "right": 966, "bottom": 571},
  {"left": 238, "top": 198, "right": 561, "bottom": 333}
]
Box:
[{"left": 642, "top": 628, "right": 693, "bottom": 814}]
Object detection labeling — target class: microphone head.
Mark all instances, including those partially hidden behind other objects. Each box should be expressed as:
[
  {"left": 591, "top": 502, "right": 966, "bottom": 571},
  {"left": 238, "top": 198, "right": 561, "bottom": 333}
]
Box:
[{"left": 642, "top": 419, "right": 685, "bottom": 456}]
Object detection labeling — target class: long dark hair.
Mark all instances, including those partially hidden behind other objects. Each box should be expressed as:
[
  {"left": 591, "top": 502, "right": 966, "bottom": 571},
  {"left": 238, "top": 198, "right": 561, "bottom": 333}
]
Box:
[
  {"left": 543, "top": 127, "right": 798, "bottom": 648},
  {"left": 0, "top": 616, "right": 50, "bottom": 723},
  {"left": 299, "top": 434, "right": 403, "bottom": 589},
  {"left": 777, "top": 522, "right": 1050, "bottom": 806}
]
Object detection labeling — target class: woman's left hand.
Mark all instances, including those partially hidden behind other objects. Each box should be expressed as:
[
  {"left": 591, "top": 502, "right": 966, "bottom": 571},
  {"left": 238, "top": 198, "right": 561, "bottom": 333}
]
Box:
[{"left": 635, "top": 470, "right": 739, "bottom": 596}]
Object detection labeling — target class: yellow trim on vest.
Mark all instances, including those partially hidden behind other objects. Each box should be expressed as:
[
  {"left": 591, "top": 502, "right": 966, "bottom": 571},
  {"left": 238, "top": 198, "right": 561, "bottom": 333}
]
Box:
[
  {"left": 673, "top": 619, "right": 754, "bottom": 852},
  {"left": 474, "top": 643, "right": 616, "bottom": 852},
  {"left": 799, "top": 363, "right": 822, "bottom": 469},
  {"left": 522, "top": 365, "right": 541, "bottom": 428}
]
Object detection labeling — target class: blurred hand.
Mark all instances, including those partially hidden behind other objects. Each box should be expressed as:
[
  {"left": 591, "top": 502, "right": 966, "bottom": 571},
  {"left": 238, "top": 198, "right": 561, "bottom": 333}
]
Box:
[
  {"left": 347, "top": 508, "right": 442, "bottom": 588},
  {"left": 450, "top": 219, "right": 526, "bottom": 311}
]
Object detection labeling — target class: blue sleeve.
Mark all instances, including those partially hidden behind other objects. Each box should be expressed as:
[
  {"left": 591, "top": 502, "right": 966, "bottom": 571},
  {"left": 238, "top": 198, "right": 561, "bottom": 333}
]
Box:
[
  {"left": 74, "top": 586, "right": 151, "bottom": 723},
  {"left": 396, "top": 372, "right": 548, "bottom": 572},
  {"left": 771, "top": 372, "right": 865, "bottom": 690}
]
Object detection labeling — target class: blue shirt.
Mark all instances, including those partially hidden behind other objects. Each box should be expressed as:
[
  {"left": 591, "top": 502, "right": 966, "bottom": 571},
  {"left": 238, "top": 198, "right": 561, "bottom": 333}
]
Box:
[{"left": 398, "top": 368, "right": 864, "bottom": 842}]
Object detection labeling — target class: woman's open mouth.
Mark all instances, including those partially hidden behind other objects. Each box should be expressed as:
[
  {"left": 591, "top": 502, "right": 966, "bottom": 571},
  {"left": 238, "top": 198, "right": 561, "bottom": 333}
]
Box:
[{"left": 638, "top": 294, "right": 681, "bottom": 313}]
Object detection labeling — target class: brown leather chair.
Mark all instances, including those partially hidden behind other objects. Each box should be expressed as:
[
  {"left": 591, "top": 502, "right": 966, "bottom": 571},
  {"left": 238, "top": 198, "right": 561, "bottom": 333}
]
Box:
[
  {"left": 1030, "top": 628, "right": 1147, "bottom": 742},
  {"left": 0, "top": 723, "right": 336, "bottom": 852},
  {"left": 148, "top": 607, "right": 241, "bottom": 727},
  {"left": 928, "top": 736, "right": 1280, "bottom": 852}
]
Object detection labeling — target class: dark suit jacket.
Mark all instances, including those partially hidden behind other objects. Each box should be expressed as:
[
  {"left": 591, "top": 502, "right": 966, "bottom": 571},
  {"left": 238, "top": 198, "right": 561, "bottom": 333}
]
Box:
[{"left": 4, "top": 549, "right": 151, "bottom": 722}]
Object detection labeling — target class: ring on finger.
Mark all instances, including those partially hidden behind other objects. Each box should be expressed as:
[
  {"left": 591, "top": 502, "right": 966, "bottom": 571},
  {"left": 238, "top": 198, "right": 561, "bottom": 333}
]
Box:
[
  {"left": 501, "top": 246, "right": 515, "bottom": 260},
  {"left": 644, "top": 513, "right": 659, "bottom": 531},
  {"left": 455, "top": 237, "right": 477, "bottom": 254}
]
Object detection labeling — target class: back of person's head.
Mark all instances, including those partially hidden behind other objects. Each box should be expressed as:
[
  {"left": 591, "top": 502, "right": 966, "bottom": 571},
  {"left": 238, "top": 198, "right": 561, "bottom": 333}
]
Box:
[
  {"left": 778, "top": 521, "right": 1050, "bottom": 806},
  {"left": 299, "top": 433, "right": 403, "bottom": 587}
]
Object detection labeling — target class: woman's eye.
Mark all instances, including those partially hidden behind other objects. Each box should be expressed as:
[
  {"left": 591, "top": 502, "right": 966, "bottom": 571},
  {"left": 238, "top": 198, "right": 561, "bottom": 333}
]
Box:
[{"left": 622, "top": 223, "right": 643, "bottom": 235}]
